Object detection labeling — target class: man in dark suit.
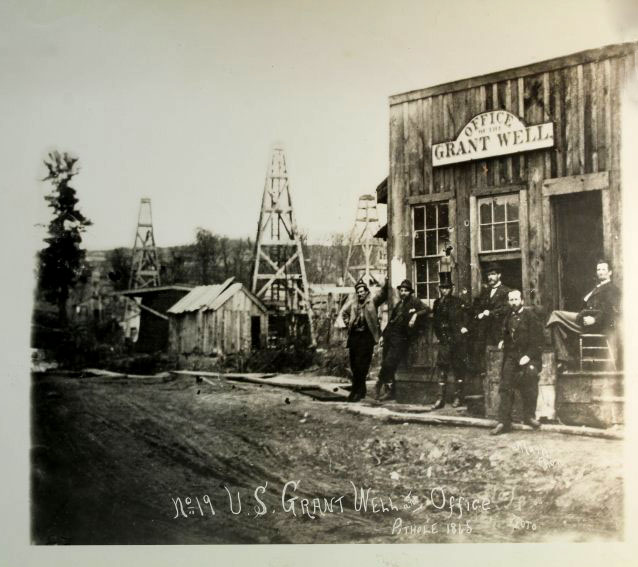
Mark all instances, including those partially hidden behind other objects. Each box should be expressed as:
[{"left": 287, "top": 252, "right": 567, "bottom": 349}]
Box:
[
  {"left": 431, "top": 272, "right": 471, "bottom": 409},
  {"left": 471, "top": 263, "right": 511, "bottom": 373},
  {"left": 491, "top": 289, "right": 543, "bottom": 435},
  {"left": 341, "top": 279, "right": 388, "bottom": 402},
  {"left": 376, "top": 279, "right": 428, "bottom": 402},
  {"left": 546, "top": 259, "right": 621, "bottom": 370}
]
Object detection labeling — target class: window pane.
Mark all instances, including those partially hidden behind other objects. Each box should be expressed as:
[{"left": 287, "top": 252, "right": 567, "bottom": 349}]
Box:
[
  {"left": 415, "top": 258, "right": 427, "bottom": 283},
  {"left": 438, "top": 204, "right": 449, "bottom": 228},
  {"left": 480, "top": 226, "right": 492, "bottom": 251},
  {"left": 507, "top": 200, "right": 519, "bottom": 221},
  {"left": 494, "top": 224, "right": 506, "bottom": 249},
  {"left": 427, "top": 258, "right": 439, "bottom": 280},
  {"left": 507, "top": 222, "right": 520, "bottom": 248},
  {"left": 414, "top": 231, "right": 425, "bottom": 257},
  {"left": 426, "top": 230, "right": 437, "bottom": 255},
  {"left": 494, "top": 200, "right": 505, "bottom": 222},
  {"left": 480, "top": 202, "right": 492, "bottom": 224},
  {"left": 416, "top": 283, "right": 428, "bottom": 300},
  {"left": 414, "top": 207, "right": 424, "bottom": 231},
  {"left": 438, "top": 229, "right": 449, "bottom": 249},
  {"left": 425, "top": 204, "right": 437, "bottom": 228},
  {"left": 429, "top": 284, "right": 439, "bottom": 299}
]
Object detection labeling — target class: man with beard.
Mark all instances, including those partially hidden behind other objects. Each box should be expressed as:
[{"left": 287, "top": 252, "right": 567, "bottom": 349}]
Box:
[
  {"left": 375, "top": 280, "right": 428, "bottom": 402},
  {"left": 546, "top": 259, "right": 621, "bottom": 371},
  {"left": 431, "top": 272, "right": 470, "bottom": 409},
  {"left": 341, "top": 279, "right": 387, "bottom": 402},
  {"left": 491, "top": 289, "right": 543, "bottom": 435}
]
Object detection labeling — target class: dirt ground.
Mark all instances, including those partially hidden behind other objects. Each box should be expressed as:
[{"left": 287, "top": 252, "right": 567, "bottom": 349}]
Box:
[{"left": 31, "top": 372, "right": 623, "bottom": 544}]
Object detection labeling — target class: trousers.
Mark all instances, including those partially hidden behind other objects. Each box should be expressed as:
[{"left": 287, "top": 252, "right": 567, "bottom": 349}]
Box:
[
  {"left": 378, "top": 337, "right": 408, "bottom": 385},
  {"left": 348, "top": 330, "right": 375, "bottom": 394},
  {"left": 498, "top": 356, "right": 539, "bottom": 427}
]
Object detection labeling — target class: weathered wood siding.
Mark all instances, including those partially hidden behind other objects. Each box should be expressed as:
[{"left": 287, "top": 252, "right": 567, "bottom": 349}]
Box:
[
  {"left": 388, "top": 43, "right": 637, "bottom": 308},
  {"left": 168, "top": 289, "right": 268, "bottom": 356}
]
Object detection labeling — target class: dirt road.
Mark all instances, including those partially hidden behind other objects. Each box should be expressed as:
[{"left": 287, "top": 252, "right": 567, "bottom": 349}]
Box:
[{"left": 31, "top": 372, "right": 623, "bottom": 544}]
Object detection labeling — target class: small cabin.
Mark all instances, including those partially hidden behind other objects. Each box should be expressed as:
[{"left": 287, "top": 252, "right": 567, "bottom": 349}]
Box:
[{"left": 167, "top": 278, "right": 268, "bottom": 356}]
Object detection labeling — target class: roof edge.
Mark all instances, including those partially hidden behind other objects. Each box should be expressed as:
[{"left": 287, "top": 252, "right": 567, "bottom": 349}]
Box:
[{"left": 390, "top": 41, "right": 638, "bottom": 106}]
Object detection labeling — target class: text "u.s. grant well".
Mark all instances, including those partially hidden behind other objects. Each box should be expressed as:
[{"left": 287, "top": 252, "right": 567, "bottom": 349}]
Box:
[{"left": 432, "top": 110, "right": 554, "bottom": 166}]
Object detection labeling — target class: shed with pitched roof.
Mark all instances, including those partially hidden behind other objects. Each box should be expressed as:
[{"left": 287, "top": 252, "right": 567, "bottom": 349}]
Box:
[{"left": 167, "top": 277, "right": 269, "bottom": 355}]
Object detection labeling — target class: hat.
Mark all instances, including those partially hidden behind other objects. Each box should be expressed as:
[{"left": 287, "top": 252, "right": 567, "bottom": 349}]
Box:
[
  {"left": 397, "top": 279, "right": 414, "bottom": 292},
  {"left": 438, "top": 272, "right": 453, "bottom": 288},
  {"left": 483, "top": 262, "right": 501, "bottom": 275},
  {"left": 354, "top": 280, "right": 369, "bottom": 292}
]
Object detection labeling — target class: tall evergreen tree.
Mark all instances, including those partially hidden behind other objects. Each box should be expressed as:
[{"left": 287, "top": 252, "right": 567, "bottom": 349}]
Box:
[{"left": 38, "top": 151, "right": 92, "bottom": 325}]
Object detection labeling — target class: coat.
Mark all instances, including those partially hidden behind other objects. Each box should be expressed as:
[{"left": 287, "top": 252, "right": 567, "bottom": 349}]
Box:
[
  {"left": 474, "top": 283, "right": 512, "bottom": 345},
  {"left": 383, "top": 295, "right": 429, "bottom": 342},
  {"left": 342, "top": 285, "right": 387, "bottom": 345},
  {"left": 501, "top": 306, "right": 543, "bottom": 368},
  {"left": 576, "top": 281, "right": 620, "bottom": 333},
  {"left": 433, "top": 294, "right": 469, "bottom": 344}
]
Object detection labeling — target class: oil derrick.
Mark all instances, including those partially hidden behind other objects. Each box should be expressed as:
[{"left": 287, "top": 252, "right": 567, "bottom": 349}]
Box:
[
  {"left": 252, "top": 147, "right": 315, "bottom": 345},
  {"left": 129, "top": 198, "right": 161, "bottom": 289},
  {"left": 344, "top": 194, "right": 386, "bottom": 286},
  {"left": 123, "top": 198, "right": 161, "bottom": 341}
]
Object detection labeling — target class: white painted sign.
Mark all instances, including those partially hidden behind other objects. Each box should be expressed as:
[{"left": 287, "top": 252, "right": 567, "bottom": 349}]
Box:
[{"left": 432, "top": 110, "right": 554, "bottom": 166}]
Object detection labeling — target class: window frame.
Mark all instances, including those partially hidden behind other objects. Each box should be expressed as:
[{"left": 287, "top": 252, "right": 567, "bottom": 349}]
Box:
[
  {"left": 411, "top": 200, "right": 453, "bottom": 305},
  {"left": 477, "top": 193, "right": 521, "bottom": 254}
]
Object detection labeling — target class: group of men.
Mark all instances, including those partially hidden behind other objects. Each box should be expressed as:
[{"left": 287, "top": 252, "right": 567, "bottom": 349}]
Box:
[{"left": 341, "top": 259, "right": 620, "bottom": 435}]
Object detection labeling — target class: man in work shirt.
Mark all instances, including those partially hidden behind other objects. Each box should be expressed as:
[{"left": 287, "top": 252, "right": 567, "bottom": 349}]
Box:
[
  {"left": 376, "top": 279, "right": 428, "bottom": 402},
  {"left": 431, "top": 272, "right": 471, "bottom": 409},
  {"left": 341, "top": 279, "right": 387, "bottom": 402},
  {"left": 491, "top": 289, "right": 543, "bottom": 435}
]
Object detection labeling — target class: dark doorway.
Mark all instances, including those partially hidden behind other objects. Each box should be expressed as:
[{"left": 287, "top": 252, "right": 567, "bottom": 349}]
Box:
[
  {"left": 478, "top": 258, "right": 522, "bottom": 293},
  {"left": 251, "top": 316, "right": 261, "bottom": 349},
  {"left": 552, "top": 190, "right": 604, "bottom": 311}
]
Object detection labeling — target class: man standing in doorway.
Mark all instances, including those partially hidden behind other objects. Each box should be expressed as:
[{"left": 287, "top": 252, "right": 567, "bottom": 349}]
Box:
[
  {"left": 546, "top": 259, "right": 620, "bottom": 371},
  {"left": 472, "top": 262, "right": 511, "bottom": 373},
  {"left": 341, "top": 280, "right": 387, "bottom": 402},
  {"left": 431, "top": 272, "right": 470, "bottom": 409},
  {"left": 376, "top": 280, "right": 428, "bottom": 402},
  {"left": 491, "top": 289, "right": 543, "bottom": 435}
]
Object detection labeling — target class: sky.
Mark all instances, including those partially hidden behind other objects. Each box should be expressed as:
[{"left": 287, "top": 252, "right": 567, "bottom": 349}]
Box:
[{"left": 2, "top": 0, "right": 638, "bottom": 251}]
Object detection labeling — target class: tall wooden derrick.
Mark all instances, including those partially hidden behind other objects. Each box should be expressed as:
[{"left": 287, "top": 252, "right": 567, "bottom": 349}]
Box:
[
  {"left": 123, "top": 198, "right": 161, "bottom": 340},
  {"left": 129, "top": 198, "right": 161, "bottom": 289},
  {"left": 344, "top": 194, "right": 387, "bottom": 286},
  {"left": 252, "top": 147, "right": 315, "bottom": 345}
]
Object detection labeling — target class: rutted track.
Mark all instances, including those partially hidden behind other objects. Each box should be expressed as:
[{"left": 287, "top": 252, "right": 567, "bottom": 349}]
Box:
[{"left": 31, "top": 373, "right": 623, "bottom": 544}]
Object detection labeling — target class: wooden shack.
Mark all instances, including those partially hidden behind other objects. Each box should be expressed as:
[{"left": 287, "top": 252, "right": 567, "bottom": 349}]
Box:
[
  {"left": 118, "top": 286, "right": 193, "bottom": 352},
  {"left": 380, "top": 42, "right": 636, "bottom": 426},
  {"left": 167, "top": 278, "right": 268, "bottom": 356}
]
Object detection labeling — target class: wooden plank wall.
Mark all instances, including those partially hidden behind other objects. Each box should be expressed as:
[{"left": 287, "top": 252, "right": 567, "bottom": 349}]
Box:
[
  {"left": 169, "top": 291, "right": 268, "bottom": 355},
  {"left": 389, "top": 49, "right": 636, "bottom": 306}
]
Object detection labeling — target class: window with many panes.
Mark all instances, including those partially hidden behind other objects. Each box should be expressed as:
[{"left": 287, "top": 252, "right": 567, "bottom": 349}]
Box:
[
  {"left": 412, "top": 202, "right": 450, "bottom": 302},
  {"left": 478, "top": 194, "right": 520, "bottom": 252}
]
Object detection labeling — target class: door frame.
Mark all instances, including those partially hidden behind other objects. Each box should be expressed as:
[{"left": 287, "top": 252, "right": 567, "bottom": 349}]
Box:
[{"left": 542, "top": 172, "right": 610, "bottom": 310}]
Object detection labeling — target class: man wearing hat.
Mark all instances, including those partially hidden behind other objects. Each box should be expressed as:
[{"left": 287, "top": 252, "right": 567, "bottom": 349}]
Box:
[
  {"left": 376, "top": 279, "right": 428, "bottom": 401},
  {"left": 472, "top": 262, "right": 512, "bottom": 372},
  {"left": 431, "top": 272, "right": 471, "bottom": 409},
  {"left": 341, "top": 279, "right": 387, "bottom": 402}
]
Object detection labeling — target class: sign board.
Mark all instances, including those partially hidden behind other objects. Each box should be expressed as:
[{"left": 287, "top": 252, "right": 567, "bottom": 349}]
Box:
[{"left": 432, "top": 110, "right": 554, "bottom": 167}]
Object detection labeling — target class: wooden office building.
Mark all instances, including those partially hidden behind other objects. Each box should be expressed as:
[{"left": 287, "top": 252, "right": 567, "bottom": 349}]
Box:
[{"left": 380, "top": 42, "right": 637, "bottom": 426}]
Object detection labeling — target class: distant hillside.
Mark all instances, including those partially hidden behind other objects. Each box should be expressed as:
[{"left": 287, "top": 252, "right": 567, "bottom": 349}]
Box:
[{"left": 85, "top": 234, "right": 351, "bottom": 290}]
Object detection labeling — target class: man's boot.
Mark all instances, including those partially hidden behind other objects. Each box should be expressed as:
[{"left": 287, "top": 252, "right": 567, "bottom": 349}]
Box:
[
  {"left": 432, "top": 382, "right": 447, "bottom": 410},
  {"left": 452, "top": 379, "right": 464, "bottom": 408}
]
